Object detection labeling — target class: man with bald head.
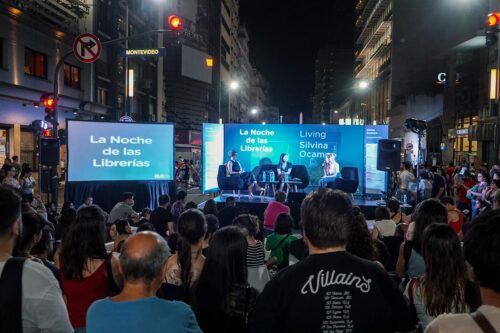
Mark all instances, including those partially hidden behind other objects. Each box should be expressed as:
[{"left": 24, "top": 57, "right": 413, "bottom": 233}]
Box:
[{"left": 86, "top": 232, "right": 201, "bottom": 332}]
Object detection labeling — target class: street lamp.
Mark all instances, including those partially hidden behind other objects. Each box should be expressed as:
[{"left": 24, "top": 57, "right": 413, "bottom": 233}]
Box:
[
  {"left": 357, "top": 80, "right": 369, "bottom": 90},
  {"left": 251, "top": 108, "right": 258, "bottom": 115},
  {"left": 229, "top": 80, "right": 240, "bottom": 91},
  {"left": 227, "top": 80, "right": 240, "bottom": 123}
]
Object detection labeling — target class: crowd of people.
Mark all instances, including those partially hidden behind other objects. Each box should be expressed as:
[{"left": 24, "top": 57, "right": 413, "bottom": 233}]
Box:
[{"left": 1, "top": 167, "right": 500, "bottom": 332}]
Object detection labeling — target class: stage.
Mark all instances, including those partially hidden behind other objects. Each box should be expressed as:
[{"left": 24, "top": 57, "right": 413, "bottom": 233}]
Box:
[{"left": 202, "top": 193, "right": 385, "bottom": 226}]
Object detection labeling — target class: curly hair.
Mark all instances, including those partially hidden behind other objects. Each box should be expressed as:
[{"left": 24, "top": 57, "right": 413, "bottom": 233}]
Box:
[{"left": 346, "top": 209, "right": 378, "bottom": 261}]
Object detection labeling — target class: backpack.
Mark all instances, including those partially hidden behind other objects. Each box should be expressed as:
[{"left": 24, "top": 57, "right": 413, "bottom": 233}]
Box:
[{"left": 0, "top": 258, "right": 27, "bottom": 333}]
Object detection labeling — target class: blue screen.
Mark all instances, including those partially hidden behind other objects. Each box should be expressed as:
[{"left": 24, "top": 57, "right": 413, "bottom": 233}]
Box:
[
  {"left": 67, "top": 121, "right": 174, "bottom": 182},
  {"left": 224, "top": 124, "right": 366, "bottom": 192}
]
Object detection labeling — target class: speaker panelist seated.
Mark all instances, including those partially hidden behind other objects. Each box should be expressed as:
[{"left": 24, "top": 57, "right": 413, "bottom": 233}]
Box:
[
  {"left": 226, "top": 150, "right": 263, "bottom": 198},
  {"left": 318, "top": 153, "right": 340, "bottom": 188}
]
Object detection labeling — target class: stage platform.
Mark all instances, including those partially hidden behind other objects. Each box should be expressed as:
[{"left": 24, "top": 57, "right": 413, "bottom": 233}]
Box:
[{"left": 202, "top": 194, "right": 385, "bottom": 226}]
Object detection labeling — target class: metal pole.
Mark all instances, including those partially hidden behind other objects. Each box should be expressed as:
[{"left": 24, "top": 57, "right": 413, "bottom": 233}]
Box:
[
  {"left": 124, "top": 1, "right": 129, "bottom": 117},
  {"left": 157, "top": 7, "right": 164, "bottom": 123},
  {"left": 495, "top": 7, "right": 500, "bottom": 164},
  {"left": 227, "top": 90, "right": 231, "bottom": 123}
]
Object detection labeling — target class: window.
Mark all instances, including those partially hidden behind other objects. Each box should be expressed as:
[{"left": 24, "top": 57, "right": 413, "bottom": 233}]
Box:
[
  {"left": 221, "top": 17, "right": 231, "bottom": 35},
  {"left": 97, "top": 87, "right": 108, "bottom": 105},
  {"left": 24, "top": 48, "right": 47, "bottom": 79},
  {"left": 64, "top": 63, "right": 80, "bottom": 88},
  {"left": 97, "top": 0, "right": 109, "bottom": 33}
]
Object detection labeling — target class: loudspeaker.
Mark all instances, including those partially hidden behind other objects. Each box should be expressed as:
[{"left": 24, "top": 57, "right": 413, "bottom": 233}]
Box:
[
  {"left": 40, "top": 168, "right": 51, "bottom": 193},
  {"left": 377, "top": 139, "right": 401, "bottom": 172},
  {"left": 287, "top": 192, "right": 306, "bottom": 205},
  {"left": 40, "top": 138, "right": 60, "bottom": 165}
]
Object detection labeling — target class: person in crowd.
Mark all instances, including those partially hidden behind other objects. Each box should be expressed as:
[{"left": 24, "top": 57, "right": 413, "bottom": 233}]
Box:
[
  {"left": 11, "top": 155, "right": 21, "bottom": 177},
  {"left": 483, "top": 179, "right": 500, "bottom": 209},
  {"left": 431, "top": 166, "right": 446, "bottom": 200},
  {"left": 218, "top": 196, "right": 237, "bottom": 228},
  {"left": 426, "top": 209, "right": 500, "bottom": 332},
  {"left": 250, "top": 189, "right": 415, "bottom": 332},
  {"left": 388, "top": 198, "right": 407, "bottom": 225},
  {"left": 58, "top": 206, "right": 122, "bottom": 331},
  {"left": 490, "top": 164, "right": 500, "bottom": 179},
  {"left": 30, "top": 227, "right": 57, "bottom": 276},
  {"left": 418, "top": 170, "right": 433, "bottom": 200},
  {"left": 202, "top": 214, "right": 219, "bottom": 256},
  {"left": 192, "top": 226, "right": 259, "bottom": 333},
  {"left": 263, "top": 191, "right": 290, "bottom": 235},
  {"left": 455, "top": 170, "right": 475, "bottom": 212},
  {"left": 171, "top": 190, "right": 188, "bottom": 221},
  {"left": 203, "top": 199, "right": 218, "bottom": 216},
  {"left": 109, "top": 192, "right": 139, "bottom": 223},
  {"left": 55, "top": 207, "right": 77, "bottom": 241},
  {"left": 404, "top": 224, "right": 479, "bottom": 331},
  {"left": 45, "top": 201, "right": 59, "bottom": 225},
  {"left": 30, "top": 194, "right": 48, "bottom": 220},
  {"left": 19, "top": 166, "right": 36, "bottom": 196},
  {"left": 137, "top": 208, "right": 151, "bottom": 226},
  {"left": 396, "top": 199, "right": 448, "bottom": 280},
  {"left": 0, "top": 157, "right": 12, "bottom": 181},
  {"left": 494, "top": 190, "right": 500, "bottom": 210},
  {"left": 265, "top": 213, "right": 297, "bottom": 271},
  {"left": 165, "top": 209, "right": 206, "bottom": 295},
  {"left": 226, "top": 150, "right": 263, "bottom": 198},
  {"left": 62, "top": 201, "right": 75, "bottom": 212},
  {"left": 87, "top": 231, "right": 201, "bottom": 333},
  {"left": 346, "top": 208, "right": 384, "bottom": 266},
  {"left": 113, "top": 219, "right": 132, "bottom": 253},
  {"left": 277, "top": 153, "right": 293, "bottom": 191},
  {"left": 2, "top": 165, "right": 20, "bottom": 189},
  {"left": 185, "top": 201, "right": 198, "bottom": 210},
  {"left": 399, "top": 161, "right": 416, "bottom": 192},
  {"left": 440, "top": 197, "right": 464, "bottom": 237},
  {"left": 318, "top": 153, "right": 340, "bottom": 188},
  {"left": 150, "top": 194, "right": 173, "bottom": 237},
  {"left": 372, "top": 206, "right": 397, "bottom": 239},
  {"left": 136, "top": 222, "right": 156, "bottom": 233},
  {"left": 77, "top": 196, "right": 93, "bottom": 212},
  {"left": 0, "top": 186, "right": 73, "bottom": 332},
  {"left": 468, "top": 171, "right": 489, "bottom": 218},
  {"left": 234, "top": 215, "right": 266, "bottom": 268}
]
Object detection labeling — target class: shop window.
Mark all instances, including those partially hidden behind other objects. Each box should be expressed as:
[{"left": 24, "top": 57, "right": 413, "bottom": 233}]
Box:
[{"left": 64, "top": 63, "right": 80, "bottom": 88}]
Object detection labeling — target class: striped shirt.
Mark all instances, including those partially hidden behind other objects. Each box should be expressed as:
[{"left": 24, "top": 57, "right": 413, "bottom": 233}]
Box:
[{"left": 247, "top": 240, "right": 265, "bottom": 267}]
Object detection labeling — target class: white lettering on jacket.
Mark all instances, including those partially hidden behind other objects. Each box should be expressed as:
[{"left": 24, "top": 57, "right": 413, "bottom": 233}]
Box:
[{"left": 300, "top": 270, "right": 372, "bottom": 295}]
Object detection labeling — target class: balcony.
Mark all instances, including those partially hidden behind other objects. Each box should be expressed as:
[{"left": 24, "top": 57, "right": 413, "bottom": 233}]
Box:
[
  {"left": 356, "top": 19, "right": 391, "bottom": 60},
  {"left": 357, "top": 0, "right": 390, "bottom": 44},
  {"left": 4, "top": 0, "right": 89, "bottom": 34}
]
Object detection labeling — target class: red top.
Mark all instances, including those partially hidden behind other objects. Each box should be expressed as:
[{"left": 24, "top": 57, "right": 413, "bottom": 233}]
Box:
[
  {"left": 448, "top": 208, "right": 464, "bottom": 235},
  {"left": 61, "top": 261, "right": 108, "bottom": 328},
  {"left": 457, "top": 178, "right": 475, "bottom": 203},
  {"left": 264, "top": 201, "right": 290, "bottom": 230}
]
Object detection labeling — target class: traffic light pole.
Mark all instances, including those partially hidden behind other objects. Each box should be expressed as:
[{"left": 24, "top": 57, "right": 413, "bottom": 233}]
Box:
[{"left": 496, "top": 23, "right": 500, "bottom": 164}]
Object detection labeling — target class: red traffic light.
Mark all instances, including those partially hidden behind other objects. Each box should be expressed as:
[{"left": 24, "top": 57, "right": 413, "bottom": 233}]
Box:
[
  {"left": 42, "top": 129, "right": 52, "bottom": 137},
  {"left": 168, "top": 15, "right": 183, "bottom": 31},
  {"left": 487, "top": 12, "right": 500, "bottom": 27},
  {"left": 41, "top": 93, "right": 57, "bottom": 109}
]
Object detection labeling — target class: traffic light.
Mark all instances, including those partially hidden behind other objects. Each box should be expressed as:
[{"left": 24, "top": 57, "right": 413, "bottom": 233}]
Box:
[
  {"left": 486, "top": 12, "right": 500, "bottom": 47},
  {"left": 168, "top": 15, "right": 183, "bottom": 31},
  {"left": 42, "top": 129, "right": 53, "bottom": 138},
  {"left": 40, "top": 93, "right": 58, "bottom": 125}
]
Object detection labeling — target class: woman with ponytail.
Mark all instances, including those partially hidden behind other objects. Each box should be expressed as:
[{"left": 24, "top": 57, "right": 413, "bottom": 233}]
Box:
[{"left": 165, "top": 209, "right": 207, "bottom": 300}]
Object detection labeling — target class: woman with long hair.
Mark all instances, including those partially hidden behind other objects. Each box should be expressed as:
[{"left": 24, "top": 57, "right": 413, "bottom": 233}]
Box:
[
  {"left": 165, "top": 209, "right": 207, "bottom": 294},
  {"left": 226, "top": 150, "right": 263, "bottom": 198},
  {"left": 346, "top": 208, "right": 380, "bottom": 263},
  {"left": 192, "top": 226, "right": 259, "bottom": 333},
  {"left": 19, "top": 166, "right": 36, "bottom": 196},
  {"left": 319, "top": 153, "right": 340, "bottom": 188},
  {"left": 55, "top": 207, "right": 77, "bottom": 241},
  {"left": 396, "top": 199, "right": 448, "bottom": 280},
  {"left": 203, "top": 198, "right": 219, "bottom": 216},
  {"left": 276, "top": 153, "right": 293, "bottom": 191},
  {"left": 57, "top": 206, "right": 122, "bottom": 332},
  {"left": 404, "top": 223, "right": 479, "bottom": 330}
]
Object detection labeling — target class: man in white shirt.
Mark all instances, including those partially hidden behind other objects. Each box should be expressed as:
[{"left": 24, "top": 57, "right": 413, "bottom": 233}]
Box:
[
  {"left": 399, "top": 162, "right": 416, "bottom": 190},
  {"left": 425, "top": 209, "right": 500, "bottom": 333},
  {"left": 0, "top": 186, "right": 73, "bottom": 332}
]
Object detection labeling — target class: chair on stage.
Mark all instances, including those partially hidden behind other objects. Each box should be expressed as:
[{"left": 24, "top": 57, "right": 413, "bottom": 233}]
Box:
[
  {"left": 289, "top": 165, "right": 310, "bottom": 192},
  {"left": 326, "top": 167, "right": 359, "bottom": 198},
  {"left": 217, "top": 165, "right": 243, "bottom": 196}
]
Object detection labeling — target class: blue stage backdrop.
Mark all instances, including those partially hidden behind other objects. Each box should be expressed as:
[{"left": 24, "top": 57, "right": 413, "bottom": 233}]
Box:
[
  {"left": 203, "top": 124, "right": 389, "bottom": 194},
  {"left": 202, "top": 123, "right": 224, "bottom": 192},
  {"left": 67, "top": 120, "right": 174, "bottom": 182}
]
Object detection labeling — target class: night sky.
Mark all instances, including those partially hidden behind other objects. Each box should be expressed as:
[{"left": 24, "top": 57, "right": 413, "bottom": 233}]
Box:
[{"left": 239, "top": 0, "right": 355, "bottom": 121}]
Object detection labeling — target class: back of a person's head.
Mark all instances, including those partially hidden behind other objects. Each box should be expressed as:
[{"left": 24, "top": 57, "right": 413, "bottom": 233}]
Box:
[
  {"left": 464, "top": 210, "right": 500, "bottom": 294},
  {"left": 115, "top": 219, "right": 132, "bottom": 235},
  {"left": 274, "top": 191, "right": 286, "bottom": 203},
  {"left": 419, "top": 170, "right": 429, "bottom": 180},
  {"left": 136, "top": 222, "right": 156, "bottom": 233},
  {"left": 178, "top": 209, "right": 207, "bottom": 244},
  {"left": 346, "top": 210, "right": 377, "bottom": 261},
  {"left": 225, "top": 196, "right": 236, "bottom": 207},
  {"left": 30, "top": 228, "right": 53, "bottom": 256},
  {"left": 233, "top": 214, "right": 258, "bottom": 238},
  {"left": 176, "top": 190, "right": 188, "bottom": 201},
  {"left": 193, "top": 226, "right": 247, "bottom": 325},
  {"left": 122, "top": 192, "right": 134, "bottom": 201},
  {"left": 0, "top": 186, "right": 21, "bottom": 238},
  {"left": 185, "top": 201, "right": 198, "bottom": 210},
  {"left": 158, "top": 194, "right": 170, "bottom": 206},
  {"left": 120, "top": 232, "right": 170, "bottom": 284},
  {"left": 421, "top": 223, "right": 468, "bottom": 315},
  {"left": 274, "top": 213, "right": 293, "bottom": 235},
  {"left": 204, "top": 214, "right": 220, "bottom": 238},
  {"left": 14, "top": 212, "right": 45, "bottom": 256},
  {"left": 301, "top": 189, "right": 353, "bottom": 249},
  {"left": 60, "top": 207, "right": 77, "bottom": 227},
  {"left": 387, "top": 198, "right": 400, "bottom": 213},
  {"left": 404, "top": 161, "right": 412, "bottom": 170},
  {"left": 60, "top": 205, "right": 108, "bottom": 280},
  {"left": 412, "top": 199, "right": 447, "bottom": 254},
  {"left": 203, "top": 199, "right": 218, "bottom": 215},
  {"left": 440, "top": 196, "right": 455, "bottom": 207},
  {"left": 374, "top": 207, "right": 390, "bottom": 221}
]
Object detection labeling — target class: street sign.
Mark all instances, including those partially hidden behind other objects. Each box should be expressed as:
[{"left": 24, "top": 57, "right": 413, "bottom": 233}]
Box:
[
  {"left": 120, "top": 47, "right": 166, "bottom": 57},
  {"left": 405, "top": 143, "right": 414, "bottom": 150},
  {"left": 73, "top": 33, "right": 101, "bottom": 63},
  {"left": 119, "top": 115, "right": 134, "bottom": 122}
]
